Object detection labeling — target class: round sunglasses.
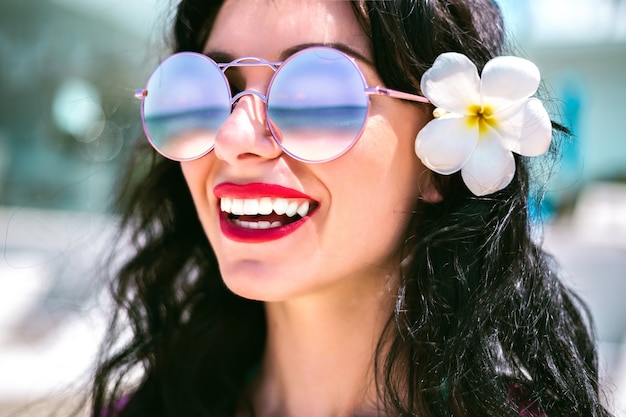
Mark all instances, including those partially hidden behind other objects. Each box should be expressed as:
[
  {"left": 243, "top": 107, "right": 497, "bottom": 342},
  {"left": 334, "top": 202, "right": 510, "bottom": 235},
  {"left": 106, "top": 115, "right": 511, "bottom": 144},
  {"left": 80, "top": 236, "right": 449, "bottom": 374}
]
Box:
[{"left": 135, "top": 46, "right": 430, "bottom": 163}]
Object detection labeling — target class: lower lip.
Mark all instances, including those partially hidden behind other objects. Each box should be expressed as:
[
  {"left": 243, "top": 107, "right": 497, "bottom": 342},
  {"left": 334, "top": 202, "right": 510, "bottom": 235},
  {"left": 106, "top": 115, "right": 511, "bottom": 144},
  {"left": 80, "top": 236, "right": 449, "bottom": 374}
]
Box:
[{"left": 219, "top": 211, "right": 312, "bottom": 243}]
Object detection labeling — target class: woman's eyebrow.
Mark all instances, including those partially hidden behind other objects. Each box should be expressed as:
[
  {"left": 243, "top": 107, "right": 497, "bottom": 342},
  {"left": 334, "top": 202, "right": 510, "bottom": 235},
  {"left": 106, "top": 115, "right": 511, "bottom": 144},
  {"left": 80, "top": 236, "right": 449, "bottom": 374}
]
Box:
[
  {"left": 203, "top": 42, "right": 373, "bottom": 65},
  {"left": 203, "top": 50, "right": 236, "bottom": 63},
  {"left": 279, "top": 42, "right": 373, "bottom": 65}
]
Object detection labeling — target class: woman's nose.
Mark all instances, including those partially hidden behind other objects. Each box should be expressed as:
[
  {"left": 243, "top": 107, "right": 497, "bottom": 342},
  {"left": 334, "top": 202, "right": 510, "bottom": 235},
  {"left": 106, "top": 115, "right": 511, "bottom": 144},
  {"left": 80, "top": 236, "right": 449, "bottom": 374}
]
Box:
[{"left": 213, "top": 93, "right": 282, "bottom": 165}]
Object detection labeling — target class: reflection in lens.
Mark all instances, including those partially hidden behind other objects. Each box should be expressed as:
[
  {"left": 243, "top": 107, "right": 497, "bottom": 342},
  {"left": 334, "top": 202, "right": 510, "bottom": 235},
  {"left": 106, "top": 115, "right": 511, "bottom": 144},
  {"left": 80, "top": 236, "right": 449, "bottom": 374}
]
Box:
[
  {"left": 267, "top": 48, "right": 368, "bottom": 162},
  {"left": 142, "top": 53, "right": 231, "bottom": 160}
]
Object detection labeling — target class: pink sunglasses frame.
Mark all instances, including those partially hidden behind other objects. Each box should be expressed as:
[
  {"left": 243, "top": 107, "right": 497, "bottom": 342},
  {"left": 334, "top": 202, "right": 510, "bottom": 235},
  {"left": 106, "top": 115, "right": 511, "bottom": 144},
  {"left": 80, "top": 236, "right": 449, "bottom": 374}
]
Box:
[{"left": 135, "top": 46, "right": 431, "bottom": 162}]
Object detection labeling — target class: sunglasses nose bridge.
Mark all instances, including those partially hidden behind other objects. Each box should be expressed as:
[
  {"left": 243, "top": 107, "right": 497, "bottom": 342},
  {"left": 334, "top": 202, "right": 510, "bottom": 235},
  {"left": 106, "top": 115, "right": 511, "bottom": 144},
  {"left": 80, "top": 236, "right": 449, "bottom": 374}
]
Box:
[
  {"left": 231, "top": 90, "right": 268, "bottom": 108},
  {"left": 212, "top": 89, "right": 282, "bottom": 164},
  {"left": 230, "top": 90, "right": 271, "bottom": 134}
]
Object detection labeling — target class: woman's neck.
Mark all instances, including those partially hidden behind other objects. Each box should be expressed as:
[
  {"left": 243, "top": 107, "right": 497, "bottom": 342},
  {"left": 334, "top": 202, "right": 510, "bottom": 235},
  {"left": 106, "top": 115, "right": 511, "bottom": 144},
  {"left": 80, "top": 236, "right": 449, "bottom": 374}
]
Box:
[{"left": 248, "top": 272, "right": 397, "bottom": 417}]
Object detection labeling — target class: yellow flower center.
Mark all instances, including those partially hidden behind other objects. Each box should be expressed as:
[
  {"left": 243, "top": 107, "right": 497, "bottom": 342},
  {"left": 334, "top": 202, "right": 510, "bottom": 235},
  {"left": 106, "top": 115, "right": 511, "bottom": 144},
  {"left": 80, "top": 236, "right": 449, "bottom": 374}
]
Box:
[{"left": 466, "top": 104, "right": 497, "bottom": 136}]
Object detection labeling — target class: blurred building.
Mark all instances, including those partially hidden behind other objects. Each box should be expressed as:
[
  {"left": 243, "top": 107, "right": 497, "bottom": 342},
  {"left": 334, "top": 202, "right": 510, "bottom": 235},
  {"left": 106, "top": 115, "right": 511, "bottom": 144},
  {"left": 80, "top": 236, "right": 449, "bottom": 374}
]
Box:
[
  {"left": 0, "top": 0, "right": 166, "bottom": 414},
  {"left": 500, "top": 0, "right": 626, "bottom": 189},
  {"left": 499, "top": 1, "right": 626, "bottom": 414},
  {"left": 0, "top": 0, "right": 168, "bottom": 212}
]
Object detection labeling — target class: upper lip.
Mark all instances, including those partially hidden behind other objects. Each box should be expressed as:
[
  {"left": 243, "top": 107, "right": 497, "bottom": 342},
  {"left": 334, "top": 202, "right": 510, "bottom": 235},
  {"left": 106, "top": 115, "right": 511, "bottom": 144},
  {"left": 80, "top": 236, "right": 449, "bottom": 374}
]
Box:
[{"left": 214, "top": 182, "right": 315, "bottom": 200}]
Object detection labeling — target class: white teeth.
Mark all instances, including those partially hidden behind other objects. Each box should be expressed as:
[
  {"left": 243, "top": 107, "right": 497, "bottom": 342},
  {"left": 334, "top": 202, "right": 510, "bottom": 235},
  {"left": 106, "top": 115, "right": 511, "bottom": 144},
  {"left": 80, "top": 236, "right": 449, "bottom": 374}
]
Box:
[
  {"left": 233, "top": 219, "right": 285, "bottom": 229},
  {"left": 285, "top": 201, "right": 298, "bottom": 217},
  {"left": 220, "top": 196, "right": 313, "bottom": 219},
  {"left": 246, "top": 220, "right": 259, "bottom": 229},
  {"left": 297, "top": 201, "right": 309, "bottom": 217},
  {"left": 243, "top": 199, "right": 259, "bottom": 215},
  {"left": 273, "top": 198, "right": 288, "bottom": 215},
  {"left": 259, "top": 197, "right": 273, "bottom": 215},
  {"left": 220, "top": 197, "right": 232, "bottom": 213},
  {"left": 230, "top": 198, "right": 244, "bottom": 216}
]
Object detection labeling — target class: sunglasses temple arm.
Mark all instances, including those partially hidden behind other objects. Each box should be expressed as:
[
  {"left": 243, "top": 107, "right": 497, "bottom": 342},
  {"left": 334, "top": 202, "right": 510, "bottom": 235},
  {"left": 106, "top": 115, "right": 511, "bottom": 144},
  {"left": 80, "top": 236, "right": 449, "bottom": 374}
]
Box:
[{"left": 365, "top": 87, "right": 430, "bottom": 104}]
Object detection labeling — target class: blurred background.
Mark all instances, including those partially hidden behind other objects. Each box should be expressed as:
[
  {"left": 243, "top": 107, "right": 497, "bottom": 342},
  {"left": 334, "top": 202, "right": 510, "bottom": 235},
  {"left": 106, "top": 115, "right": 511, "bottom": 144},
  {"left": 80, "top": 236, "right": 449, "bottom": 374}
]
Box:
[{"left": 0, "top": 0, "right": 625, "bottom": 415}]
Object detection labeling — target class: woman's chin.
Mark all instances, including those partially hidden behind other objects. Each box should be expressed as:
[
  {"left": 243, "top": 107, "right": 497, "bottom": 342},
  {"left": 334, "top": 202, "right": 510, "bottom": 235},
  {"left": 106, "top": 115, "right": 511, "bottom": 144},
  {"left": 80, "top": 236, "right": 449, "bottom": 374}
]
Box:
[{"left": 219, "top": 265, "right": 305, "bottom": 303}]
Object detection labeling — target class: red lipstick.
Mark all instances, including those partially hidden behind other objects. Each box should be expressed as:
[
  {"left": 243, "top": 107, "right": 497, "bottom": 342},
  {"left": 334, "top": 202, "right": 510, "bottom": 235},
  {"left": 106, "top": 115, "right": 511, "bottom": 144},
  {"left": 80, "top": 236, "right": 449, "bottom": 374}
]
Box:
[
  {"left": 214, "top": 182, "right": 313, "bottom": 199},
  {"left": 214, "top": 182, "right": 317, "bottom": 243}
]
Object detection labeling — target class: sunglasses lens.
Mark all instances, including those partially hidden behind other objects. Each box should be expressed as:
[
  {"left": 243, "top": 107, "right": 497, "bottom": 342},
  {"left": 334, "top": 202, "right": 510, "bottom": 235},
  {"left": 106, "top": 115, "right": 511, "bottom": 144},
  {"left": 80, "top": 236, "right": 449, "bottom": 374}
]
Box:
[
  {"left": 142, "top": 53, "right": 231, "bottom": 160},
  {"left": 267, "top": 48, "right": 369, "bottom": 162}
]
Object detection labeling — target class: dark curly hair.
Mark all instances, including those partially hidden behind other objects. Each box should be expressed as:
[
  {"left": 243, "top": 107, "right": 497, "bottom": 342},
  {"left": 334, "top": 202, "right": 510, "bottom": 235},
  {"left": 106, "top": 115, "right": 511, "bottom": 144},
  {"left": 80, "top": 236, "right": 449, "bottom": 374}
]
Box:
[{"left": 89, "top": 1, "right": 613, "bottom": 416}]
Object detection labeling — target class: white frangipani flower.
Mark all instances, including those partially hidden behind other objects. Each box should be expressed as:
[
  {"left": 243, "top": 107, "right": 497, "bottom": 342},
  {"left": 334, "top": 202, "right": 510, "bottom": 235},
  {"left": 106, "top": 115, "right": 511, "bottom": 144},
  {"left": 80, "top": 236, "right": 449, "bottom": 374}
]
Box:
[{"left": 414, "top": 52, "right": 552, "bottom": 196}]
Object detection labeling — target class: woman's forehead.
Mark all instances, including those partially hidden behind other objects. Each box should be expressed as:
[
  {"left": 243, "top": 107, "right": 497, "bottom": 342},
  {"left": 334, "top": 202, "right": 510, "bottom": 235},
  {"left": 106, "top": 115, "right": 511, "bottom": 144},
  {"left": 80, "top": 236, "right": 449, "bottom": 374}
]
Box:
[{"left": 204, "top": 0, "right": 371, "bottom": 62}]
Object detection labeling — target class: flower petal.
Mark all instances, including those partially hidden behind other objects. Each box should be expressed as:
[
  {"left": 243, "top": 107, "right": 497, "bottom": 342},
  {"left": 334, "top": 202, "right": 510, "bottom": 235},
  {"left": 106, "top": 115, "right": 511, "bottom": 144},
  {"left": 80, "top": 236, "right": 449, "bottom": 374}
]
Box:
[
  {"left": 415, "top": 114, "right": 477, "bottom": 175},
  {"left": 480, "top": 56, "right": 541, "bottom": 111},
  {"left": 421, "top": 52, "right": 481, "bottom": 115},
  {"left": 461, "top": 130, "right": 516, "bottom": 196},
  {"left": 495, "top": 98, "right": 552, "bottom": 156}
]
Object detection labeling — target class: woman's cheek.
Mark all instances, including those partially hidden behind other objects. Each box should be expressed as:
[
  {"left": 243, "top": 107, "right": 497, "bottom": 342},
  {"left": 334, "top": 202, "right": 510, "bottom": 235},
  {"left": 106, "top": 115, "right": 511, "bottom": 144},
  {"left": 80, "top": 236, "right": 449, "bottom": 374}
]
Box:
[{"left": 180, "top": 160, "right": 213, "bottom": 221}]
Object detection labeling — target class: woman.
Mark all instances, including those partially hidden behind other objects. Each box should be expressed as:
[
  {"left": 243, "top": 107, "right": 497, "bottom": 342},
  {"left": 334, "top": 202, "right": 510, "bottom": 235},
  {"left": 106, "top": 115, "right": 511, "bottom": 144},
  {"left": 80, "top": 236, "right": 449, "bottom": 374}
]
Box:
[{"left": 91, "top": 0, "right": 612, "bottom": 416}]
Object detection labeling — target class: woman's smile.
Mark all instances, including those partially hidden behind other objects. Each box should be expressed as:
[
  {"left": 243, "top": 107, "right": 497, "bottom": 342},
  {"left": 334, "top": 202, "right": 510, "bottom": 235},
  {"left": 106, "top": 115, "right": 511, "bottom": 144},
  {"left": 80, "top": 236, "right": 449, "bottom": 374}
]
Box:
[{"left": 215, "top": 182, "right": 319, "bottom": 242}]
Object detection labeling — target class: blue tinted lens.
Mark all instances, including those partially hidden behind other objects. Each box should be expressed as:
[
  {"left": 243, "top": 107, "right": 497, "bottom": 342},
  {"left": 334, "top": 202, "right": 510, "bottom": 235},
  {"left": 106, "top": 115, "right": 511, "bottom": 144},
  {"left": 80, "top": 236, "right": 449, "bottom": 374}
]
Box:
[
  {"left": 266, "top": 48, "right": 369, "bottom": 162},
  {"left": 142, "top": 53, "right": 231, "bottom": 160}
]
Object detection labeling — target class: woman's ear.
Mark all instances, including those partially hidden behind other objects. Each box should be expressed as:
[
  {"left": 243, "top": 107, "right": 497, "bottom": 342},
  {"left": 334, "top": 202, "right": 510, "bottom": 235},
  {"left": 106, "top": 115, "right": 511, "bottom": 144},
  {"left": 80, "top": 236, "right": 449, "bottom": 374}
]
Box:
[{"left": 417, "top": 169, "right": 443, "bottom": 204}]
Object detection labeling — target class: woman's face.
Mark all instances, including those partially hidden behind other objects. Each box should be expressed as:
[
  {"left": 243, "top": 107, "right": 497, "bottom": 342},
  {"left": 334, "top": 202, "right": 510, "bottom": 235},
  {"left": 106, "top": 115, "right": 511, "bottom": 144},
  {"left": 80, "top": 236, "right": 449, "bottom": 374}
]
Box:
[{"left": 181, "top": 0, "right": 435, "bottom": 302}]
